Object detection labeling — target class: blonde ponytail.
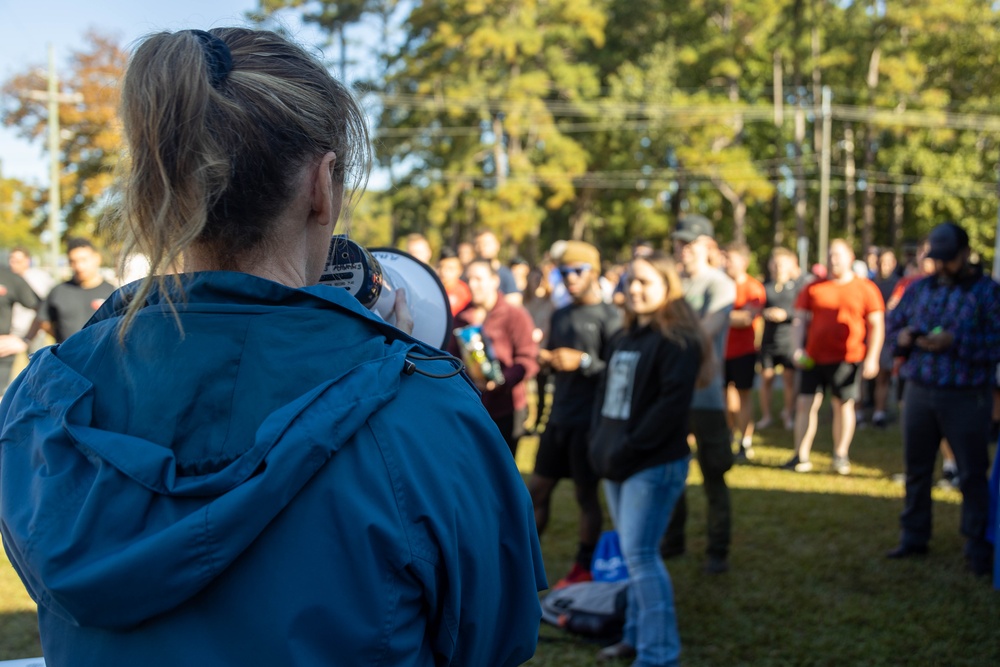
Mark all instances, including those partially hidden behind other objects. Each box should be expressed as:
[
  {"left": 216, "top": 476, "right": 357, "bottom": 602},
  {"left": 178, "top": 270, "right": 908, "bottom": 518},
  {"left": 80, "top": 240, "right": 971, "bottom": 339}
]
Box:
[{"left": 106, "top": 28, "right": 372, "bottom": 339}]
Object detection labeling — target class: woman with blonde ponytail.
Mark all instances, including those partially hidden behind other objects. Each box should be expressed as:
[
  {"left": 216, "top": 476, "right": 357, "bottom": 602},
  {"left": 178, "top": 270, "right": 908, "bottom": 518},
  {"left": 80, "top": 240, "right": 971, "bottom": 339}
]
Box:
[{"left": 0, "top": 28, "right": 544, "bottom": 667}]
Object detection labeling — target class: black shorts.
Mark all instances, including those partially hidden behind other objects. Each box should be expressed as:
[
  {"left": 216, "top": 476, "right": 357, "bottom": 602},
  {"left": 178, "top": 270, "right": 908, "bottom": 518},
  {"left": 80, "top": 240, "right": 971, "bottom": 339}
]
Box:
[
  {"left": 798, "top": 362, "right": 860, "bottom": 401},
  {"left": 760, "top": 348, "right": 795, "bottom": 372},
  {"left": 725, "top": 353, "right": 757, "bottom": 390},
  {"left": 532, "top": 422, "right": 599, "bottom": 487}
]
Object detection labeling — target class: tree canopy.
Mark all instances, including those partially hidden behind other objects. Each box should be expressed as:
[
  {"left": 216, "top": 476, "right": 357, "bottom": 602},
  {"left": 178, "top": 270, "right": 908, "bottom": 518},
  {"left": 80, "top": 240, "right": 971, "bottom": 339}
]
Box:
[
  {"left": 4, "top": 2, "right": 1000, "bottom": 270},
  {"left": 1, "top": 31, "right": 125, "bottom": 243}
]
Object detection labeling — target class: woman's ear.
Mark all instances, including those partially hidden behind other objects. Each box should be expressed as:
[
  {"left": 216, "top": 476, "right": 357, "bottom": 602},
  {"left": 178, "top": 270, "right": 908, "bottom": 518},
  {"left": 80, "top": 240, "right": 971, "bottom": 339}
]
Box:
[{"left": 310, "top": 152, "right": 338, "bottom": 227}]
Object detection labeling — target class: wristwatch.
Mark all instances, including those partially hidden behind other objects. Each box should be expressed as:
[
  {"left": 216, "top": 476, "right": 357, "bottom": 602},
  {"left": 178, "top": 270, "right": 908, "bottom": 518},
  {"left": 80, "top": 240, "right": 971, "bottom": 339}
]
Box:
[{"left": 579, "top": 353, "right": 593, "bottom": 370}]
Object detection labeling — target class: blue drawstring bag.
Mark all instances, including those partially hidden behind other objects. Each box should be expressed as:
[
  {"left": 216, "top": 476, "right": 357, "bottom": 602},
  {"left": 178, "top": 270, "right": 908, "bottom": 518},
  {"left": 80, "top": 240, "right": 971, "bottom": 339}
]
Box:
[{"left": 591, "top": 530, "right": 629, "bottom": 582}]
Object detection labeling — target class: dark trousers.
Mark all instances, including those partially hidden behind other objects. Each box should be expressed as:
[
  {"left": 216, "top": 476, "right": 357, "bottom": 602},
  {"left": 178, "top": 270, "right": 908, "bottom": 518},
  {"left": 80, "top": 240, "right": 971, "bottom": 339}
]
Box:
[
  {"left": 663, "top": 408, "right": 733, "bottom": 559},
  {"left": 900, "top": 382, "right": 993, "bottom": 560}
]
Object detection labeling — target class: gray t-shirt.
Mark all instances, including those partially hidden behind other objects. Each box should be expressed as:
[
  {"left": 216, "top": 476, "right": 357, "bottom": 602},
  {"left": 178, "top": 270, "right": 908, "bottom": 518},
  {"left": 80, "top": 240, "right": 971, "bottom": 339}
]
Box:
[{"left": 683, "top": 267, "right": 735, "bottom": 410}]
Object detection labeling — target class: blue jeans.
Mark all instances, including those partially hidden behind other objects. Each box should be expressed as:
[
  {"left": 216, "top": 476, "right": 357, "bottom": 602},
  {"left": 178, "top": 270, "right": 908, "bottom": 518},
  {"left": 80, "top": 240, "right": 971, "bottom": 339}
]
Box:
[{"left": 604, "top": 457, "right": 689, "bottom": 667}]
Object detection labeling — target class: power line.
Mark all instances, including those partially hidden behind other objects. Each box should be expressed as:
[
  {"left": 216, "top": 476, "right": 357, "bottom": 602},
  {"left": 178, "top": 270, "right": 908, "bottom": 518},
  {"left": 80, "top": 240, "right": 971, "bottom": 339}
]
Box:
[
  {"left": 373, "top": 92, "right": 1000, "bottom": 133},
  {"left": 389, "top": 169, "right": 997, "bottom": 198}
]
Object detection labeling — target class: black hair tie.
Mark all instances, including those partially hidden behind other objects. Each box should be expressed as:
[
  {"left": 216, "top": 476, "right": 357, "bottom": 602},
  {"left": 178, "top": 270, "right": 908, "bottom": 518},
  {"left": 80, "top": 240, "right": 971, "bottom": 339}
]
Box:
[{"left": 186, "top": 29, "right": 233, "bottom": 88}]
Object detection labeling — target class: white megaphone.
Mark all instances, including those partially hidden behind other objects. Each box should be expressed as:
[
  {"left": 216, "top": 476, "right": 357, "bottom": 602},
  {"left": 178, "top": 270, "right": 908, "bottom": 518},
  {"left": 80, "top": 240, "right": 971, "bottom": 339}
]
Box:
[{"left": 319, "top": 235, "right": 453, "bottom": 349}]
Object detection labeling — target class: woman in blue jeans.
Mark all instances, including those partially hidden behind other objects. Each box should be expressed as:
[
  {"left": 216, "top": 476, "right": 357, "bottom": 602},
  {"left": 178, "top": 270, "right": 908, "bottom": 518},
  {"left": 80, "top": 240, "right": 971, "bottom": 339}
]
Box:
[{"left": 589, "top": 253, "right": 712, "bottom": 666}]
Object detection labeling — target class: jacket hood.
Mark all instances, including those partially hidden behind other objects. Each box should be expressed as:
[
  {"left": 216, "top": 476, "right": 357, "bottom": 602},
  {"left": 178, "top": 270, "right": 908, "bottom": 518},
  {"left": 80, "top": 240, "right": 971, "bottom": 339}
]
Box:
[{"left": 0, "top": 273, "right": 423, "bottom": 629}]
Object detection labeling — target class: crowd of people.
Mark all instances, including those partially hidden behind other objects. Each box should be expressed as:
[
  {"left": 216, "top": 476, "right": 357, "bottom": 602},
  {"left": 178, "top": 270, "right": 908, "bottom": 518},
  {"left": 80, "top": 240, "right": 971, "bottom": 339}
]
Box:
[
  {"left": 4, "top": 211, "right": 999, "bottom": 667},
  {"left": 5, "top": 218, "right": 999, "bottom": 665},
  {"left": 404, "top": 214, "right": 1000, "bottom": 664},
  {"left": 0, "top": 240, "right": 117, "bottom": 395},
  {"left": 1, "top": 24, "right": 998, "bottom": 667}
]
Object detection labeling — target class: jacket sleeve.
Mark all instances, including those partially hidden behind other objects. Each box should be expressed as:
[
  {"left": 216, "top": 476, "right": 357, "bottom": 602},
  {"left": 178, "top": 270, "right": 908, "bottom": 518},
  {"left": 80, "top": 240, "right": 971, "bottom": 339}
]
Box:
[
  {"left": 383, "top": 373, "right": 545, "bottom": 667},
  {"left": 11, "top": 272, "right": 40, "bottom": 310},
  {"left": 951, "top": 279, "right": 1000, "bottom": 365},
  {"left": 886, "top": 282, "right": 916, "bottom": 357},
  {"left": 500, "top": 307, "right": 539, "bottom": 387}
]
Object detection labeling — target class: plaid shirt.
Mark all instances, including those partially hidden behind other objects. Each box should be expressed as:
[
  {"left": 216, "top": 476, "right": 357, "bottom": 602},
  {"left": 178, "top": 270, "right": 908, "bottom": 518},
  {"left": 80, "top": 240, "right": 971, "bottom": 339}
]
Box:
[{"left": 887, "top": 272, "right": 1000, "bottom": 388}]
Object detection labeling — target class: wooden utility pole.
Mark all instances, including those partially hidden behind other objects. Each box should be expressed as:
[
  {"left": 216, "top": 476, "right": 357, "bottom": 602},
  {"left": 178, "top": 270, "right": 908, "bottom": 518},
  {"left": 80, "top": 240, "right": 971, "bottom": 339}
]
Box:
[
  {"left": 22, "top": 45, "right": 83, "bottom": 270},
  {"left": 818, "top": 86, "right": 832, "bottom": 265},
  {"left": 794, "top": 105, "right": 808, "bottom": 270},
  {"left": 843, "top": 125, "right": 857, "bottom": 243},
  {"left": 772, "top": 51, "right": 784, "bottom": 246}
]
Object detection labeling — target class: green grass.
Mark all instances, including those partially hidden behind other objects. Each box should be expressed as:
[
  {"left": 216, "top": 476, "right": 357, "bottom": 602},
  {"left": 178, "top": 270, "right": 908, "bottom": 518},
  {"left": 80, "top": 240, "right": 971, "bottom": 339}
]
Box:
[
  {"left": 0, "top": 560, "right": 40, "bottom": 659},
  {"left": 3, "top": 397, "right": 998, "bottom": 665},
  {"left": 519, "top": 400, "right": 999, "bottom": 667}
]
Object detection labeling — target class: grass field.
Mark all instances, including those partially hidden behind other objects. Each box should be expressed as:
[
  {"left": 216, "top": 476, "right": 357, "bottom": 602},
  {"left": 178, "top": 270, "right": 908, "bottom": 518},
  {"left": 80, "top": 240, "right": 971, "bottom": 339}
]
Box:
[{"left": 2, "top": 397, "right": 998, "bottom": 665}]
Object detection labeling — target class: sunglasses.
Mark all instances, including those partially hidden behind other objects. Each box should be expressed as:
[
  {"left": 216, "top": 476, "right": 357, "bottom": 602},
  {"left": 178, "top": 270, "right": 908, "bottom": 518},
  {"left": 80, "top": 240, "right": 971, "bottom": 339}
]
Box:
[{"left": 559, "top": 264, "right": 592, "bottom": 278}]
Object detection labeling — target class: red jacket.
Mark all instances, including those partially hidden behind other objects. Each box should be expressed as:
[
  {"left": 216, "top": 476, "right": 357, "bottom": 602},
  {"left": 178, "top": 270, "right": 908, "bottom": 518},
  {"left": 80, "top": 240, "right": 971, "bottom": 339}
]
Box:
[{"left": 450, "top": 299, "right": 539, "bottom": 418}]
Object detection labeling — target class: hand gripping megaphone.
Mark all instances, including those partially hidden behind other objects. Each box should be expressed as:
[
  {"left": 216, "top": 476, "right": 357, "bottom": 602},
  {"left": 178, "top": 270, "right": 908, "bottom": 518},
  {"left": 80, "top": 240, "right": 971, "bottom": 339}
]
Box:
[{"left": 319, "top": 235, "right": 453, "bottom": 349}]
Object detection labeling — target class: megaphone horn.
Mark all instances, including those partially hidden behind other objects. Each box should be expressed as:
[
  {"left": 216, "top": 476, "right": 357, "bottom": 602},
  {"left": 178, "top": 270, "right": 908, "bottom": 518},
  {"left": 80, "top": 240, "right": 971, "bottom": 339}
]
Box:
[{"left": 319, "top": 235, "right": 453, "bottom": 349}]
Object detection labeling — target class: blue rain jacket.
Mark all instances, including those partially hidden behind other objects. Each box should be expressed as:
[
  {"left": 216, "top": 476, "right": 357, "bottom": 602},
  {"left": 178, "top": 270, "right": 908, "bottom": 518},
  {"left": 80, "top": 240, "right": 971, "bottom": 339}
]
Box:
[{"left": 0, "top": 272, "right": 546, "bottom": 666}]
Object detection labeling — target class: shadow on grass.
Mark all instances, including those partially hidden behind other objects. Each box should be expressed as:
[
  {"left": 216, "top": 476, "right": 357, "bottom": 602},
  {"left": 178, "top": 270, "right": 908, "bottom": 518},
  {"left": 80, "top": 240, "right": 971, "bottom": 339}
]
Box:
[
  {"left": 528, "top": 475, "right": 999, "bottom": 667},
  {"left": 0, "top": 610, "right": 40, "bottom": 662}
]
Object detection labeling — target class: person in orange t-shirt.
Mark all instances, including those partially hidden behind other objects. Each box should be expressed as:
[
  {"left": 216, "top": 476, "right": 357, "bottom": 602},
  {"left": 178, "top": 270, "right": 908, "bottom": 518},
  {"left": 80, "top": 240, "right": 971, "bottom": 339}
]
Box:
[
  {"left": 723, "top": 242, "right": 766, "bottom": 460},
  {"left": 783, "top": 239, "right": 885, "bottom": 475}
]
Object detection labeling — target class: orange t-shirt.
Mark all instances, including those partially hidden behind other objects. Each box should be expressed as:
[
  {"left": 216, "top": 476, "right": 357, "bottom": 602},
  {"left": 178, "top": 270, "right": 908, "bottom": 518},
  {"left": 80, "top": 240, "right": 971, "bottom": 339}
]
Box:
[
  {"left": 795, "top": 276, "right": 885, "bottom": 364},
  {"left": 725, "top": 276, "right": 766, "bottom": 359}
]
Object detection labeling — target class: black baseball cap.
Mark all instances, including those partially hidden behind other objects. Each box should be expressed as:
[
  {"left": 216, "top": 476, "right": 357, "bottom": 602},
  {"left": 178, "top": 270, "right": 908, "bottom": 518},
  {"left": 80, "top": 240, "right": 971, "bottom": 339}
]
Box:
[
  {"left": 926, "top": 222, "right": 969, "bottom": 261},
  {"left": 671, "top": 214, "right": 715, "bottom": 243}
]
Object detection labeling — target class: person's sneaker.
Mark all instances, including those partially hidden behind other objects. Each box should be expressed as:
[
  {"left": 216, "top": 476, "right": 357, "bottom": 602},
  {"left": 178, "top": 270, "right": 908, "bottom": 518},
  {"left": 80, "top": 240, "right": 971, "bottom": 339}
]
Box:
[
  {"left": 872, "top": 412, "right": 887, "bottom": 429},
  {"left": 704, "top": 555, "right": 729, "bottom": 574},
  {"left": 553, "top": 562, "right": 593, "bottom": 590},
  {"left": 596, "top": 642, "right": 638, "bottom": 663},
  {"left": 831, "top": 456, "right": 851, "bottom": 476},
  {"left": 735, "top": 444, "right": 755, "bottom": 463},
  {"left": 755, "top": 416, "right": 773, "bottom": 429},
  {"left": 781, "top": 456, "right": 812, "bottom": 472}
]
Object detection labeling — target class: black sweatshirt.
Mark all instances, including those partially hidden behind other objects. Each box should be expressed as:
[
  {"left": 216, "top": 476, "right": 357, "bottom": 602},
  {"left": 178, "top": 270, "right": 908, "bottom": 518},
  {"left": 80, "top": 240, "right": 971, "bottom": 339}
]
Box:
[{"left": 588, "top": 324, "right": 701, "bottom": 482}]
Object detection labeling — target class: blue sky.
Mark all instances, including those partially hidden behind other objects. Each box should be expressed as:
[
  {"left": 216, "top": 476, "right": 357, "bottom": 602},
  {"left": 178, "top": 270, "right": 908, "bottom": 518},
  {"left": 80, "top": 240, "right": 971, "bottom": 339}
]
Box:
[{"left": 0, "top": 0, "right": 269, "bottom": 182}]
